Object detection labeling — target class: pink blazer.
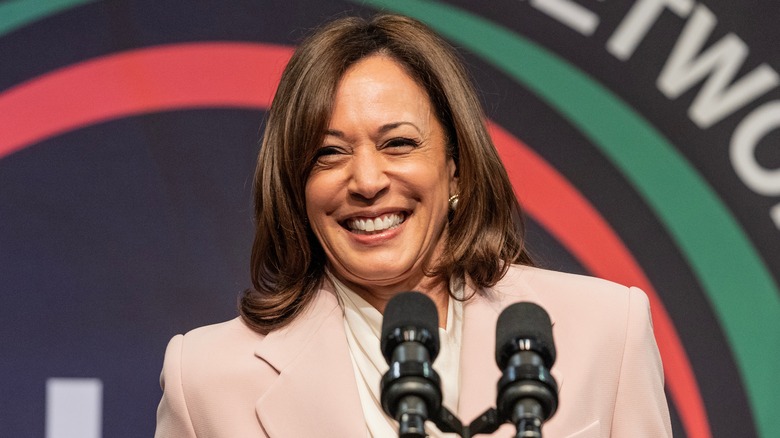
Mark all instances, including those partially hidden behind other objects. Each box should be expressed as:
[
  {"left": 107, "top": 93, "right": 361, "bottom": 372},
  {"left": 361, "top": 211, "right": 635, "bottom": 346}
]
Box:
[{"left": 155, "top": 265, "right": 671, "bottom": 437}]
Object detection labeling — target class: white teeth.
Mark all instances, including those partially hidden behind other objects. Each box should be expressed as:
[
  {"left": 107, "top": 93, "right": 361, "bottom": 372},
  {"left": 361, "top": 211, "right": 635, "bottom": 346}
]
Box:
[{"left": 347, "top": 213, "right": 404, "bottom": 233}]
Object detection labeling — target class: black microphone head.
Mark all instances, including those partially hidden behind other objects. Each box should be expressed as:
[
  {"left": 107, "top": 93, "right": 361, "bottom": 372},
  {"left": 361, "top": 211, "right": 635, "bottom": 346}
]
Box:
[
  {"left": 380, "top": 291, "right": 440, "bottom": 363},
  {"left": 495, "top": 302, "right": 555, "bottom": 369}
]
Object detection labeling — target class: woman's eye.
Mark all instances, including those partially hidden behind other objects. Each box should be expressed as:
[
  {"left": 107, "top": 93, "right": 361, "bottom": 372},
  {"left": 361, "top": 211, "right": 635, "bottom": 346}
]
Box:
[
  {"left": 314, "top": 146, "right": 343, "bottom": 162},
  {"left": 384, "top": 137, "right": 419, "bottom": 149}
]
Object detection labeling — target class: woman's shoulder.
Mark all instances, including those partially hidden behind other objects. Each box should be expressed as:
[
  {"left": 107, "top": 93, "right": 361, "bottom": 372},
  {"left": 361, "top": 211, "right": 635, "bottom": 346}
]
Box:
[
  {"left": 498, "top": 264, "right": 642, "bottom": 302},
  {"left": 161, "top": 317, "right": 277, "bottom": 399},
  {"left": 164, "top": 317, "right": 267, "bottom": 377},
  {"left": 156, "top": 318, "right": 282, "bottom": 434},
  {"left": 489, "top": 264, "right": 657, "bottom": 370},
  {"left": 175, "top": 317, "right": 265, "bottom": 357},
  {"left": 490, "top": 264, "right": 651, "bottom": 331},
  {"left": 182, "top": 316, "right": 263, "bottom": 340}
]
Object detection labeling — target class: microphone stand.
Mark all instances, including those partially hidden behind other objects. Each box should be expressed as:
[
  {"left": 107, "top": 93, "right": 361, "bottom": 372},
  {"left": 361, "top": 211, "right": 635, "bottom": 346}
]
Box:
[
  {"left": 395, "top": 403, "right": 464, "bottom": 438},
  {"left": 462, "top": 406, "right": 542, "bottom": 438},
  {"left": 381, "top": 364, "right": 465, "bottom": 437},
  {"left": 463, "top": 372, "right": 557, "bottom": 438},
  {"left": 432, "top": 405, "right": 465, "bottom": 436},
  {"left": 461, "top": 408, "right": 501, "bottom": 438}
]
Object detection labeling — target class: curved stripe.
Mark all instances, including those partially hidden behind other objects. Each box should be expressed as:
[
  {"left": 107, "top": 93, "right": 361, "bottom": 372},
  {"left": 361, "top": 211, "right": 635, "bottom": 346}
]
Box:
[
  {"left": 0, "top": 0, "right": 97, "bottom": 39},
  {"left": 0, "top": 42, "right": 707, "bottom": 437},
  {"left": 357, "top": 1, "right": 780, "bottom": 436},
  {"left": 489, "top": 122, "right": 706, "bottom": 437},
  {"left": 0, "top": 43, "right": 291, "bottom": 159}
]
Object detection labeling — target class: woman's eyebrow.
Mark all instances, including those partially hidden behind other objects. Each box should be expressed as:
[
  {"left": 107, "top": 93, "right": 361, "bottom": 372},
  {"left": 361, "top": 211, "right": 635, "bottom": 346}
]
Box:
[
  {"left": 324, "top": 122, "right": 423, "bottom": 139},
  {"left": 378, "top": 121, "right": 422, "bottom": 135},
  {"left": 324, "top": 129, "right": 346, "bottom": 138}
]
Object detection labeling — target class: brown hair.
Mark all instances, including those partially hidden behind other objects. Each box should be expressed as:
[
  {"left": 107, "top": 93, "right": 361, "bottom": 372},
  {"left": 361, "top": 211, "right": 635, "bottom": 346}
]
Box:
[{"left": 240, "top": 14, "right": 532, "bottom": 333}]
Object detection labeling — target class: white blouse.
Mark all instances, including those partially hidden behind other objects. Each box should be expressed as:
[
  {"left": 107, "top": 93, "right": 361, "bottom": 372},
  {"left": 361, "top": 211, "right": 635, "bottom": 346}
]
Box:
[{"left": 329, "top": 273, "right": 464, "bottom": 438}]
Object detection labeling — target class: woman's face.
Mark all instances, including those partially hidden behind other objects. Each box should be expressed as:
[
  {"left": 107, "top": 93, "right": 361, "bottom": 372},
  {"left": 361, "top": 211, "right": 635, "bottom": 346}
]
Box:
[{"left": 305, "top": 55, "right": 457, "bottom": 293}]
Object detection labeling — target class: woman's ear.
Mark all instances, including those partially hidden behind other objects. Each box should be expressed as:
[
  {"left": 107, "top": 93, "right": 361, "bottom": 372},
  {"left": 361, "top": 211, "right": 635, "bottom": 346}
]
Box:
[{"left": 447, "top": 158, "right": 458, "bottom": 195}]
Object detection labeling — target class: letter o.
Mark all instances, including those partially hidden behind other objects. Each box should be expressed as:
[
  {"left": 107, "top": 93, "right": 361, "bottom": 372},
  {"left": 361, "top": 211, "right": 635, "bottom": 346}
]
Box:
[{"left": 731, "top": 100, "right": 780, "bottom": 196}]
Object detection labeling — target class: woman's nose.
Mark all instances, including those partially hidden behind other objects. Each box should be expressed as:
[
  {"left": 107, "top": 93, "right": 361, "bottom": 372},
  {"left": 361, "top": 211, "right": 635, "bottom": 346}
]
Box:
[{"left": 348, "top": 149, "right": 390, "bottom": 201}]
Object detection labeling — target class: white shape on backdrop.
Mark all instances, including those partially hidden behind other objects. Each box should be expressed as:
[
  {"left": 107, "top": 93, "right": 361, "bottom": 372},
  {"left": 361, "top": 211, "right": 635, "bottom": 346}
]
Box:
[{"left": 46, "top": 378, "right": 103, "bottom": 438}]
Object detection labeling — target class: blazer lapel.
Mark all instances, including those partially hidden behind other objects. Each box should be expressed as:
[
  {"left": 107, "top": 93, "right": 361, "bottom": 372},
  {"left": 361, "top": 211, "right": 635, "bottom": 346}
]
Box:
[{"left": 254, "top": 285, "right": 366, "bottom": 437}]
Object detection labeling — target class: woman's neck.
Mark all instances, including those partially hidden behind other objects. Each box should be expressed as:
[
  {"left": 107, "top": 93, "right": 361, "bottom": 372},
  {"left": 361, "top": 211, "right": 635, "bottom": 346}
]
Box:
[{"left": 335, "top": 273, "right": 451, "bottom": 328}]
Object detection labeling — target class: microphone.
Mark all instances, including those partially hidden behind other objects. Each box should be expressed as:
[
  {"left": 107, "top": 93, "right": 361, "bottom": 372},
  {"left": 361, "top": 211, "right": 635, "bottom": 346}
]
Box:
[
  {"left": 380, "top": 292, "right": 462, "bottom": 437},
  {"left": 495, "top": 302, "right": 558, "bottom": 438}
]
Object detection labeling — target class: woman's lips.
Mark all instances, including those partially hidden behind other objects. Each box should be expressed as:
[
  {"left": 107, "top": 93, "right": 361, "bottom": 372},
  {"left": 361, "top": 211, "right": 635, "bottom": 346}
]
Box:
[{"left": 345, "top": 212, "right": 406, "bottom": 234}]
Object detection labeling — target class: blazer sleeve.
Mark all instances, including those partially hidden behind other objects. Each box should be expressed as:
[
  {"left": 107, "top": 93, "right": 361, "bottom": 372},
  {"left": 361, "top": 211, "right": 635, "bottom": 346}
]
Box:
[
  {"left": 155, "top": 334, "right": 197, "bottom": 438},
  {"left": 610, "top": 287, "right": 673, "bottom": 437}
]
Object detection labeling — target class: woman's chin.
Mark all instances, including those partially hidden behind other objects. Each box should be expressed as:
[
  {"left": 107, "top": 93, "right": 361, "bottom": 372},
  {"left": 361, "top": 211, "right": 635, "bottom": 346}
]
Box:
[{"left": 333, "top": 263, "right": 418, "bottom": 290}]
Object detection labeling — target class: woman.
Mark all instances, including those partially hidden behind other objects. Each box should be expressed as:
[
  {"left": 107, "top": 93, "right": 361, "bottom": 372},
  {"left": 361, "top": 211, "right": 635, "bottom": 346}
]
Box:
[{"left": 155, "top": 14, "right": 671, "bottom": 437}]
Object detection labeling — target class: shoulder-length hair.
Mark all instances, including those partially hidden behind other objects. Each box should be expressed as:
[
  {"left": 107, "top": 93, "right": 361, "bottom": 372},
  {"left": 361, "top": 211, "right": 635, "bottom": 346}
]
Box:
[{"left": 240, "top": 14, "right": 532, "bottom": 333}]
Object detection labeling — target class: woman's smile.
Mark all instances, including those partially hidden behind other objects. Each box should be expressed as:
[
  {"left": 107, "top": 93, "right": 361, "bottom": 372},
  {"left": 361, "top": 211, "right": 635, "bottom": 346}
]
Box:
[{"left": 344, "top": 212, "right": 407, "bottom": 234}]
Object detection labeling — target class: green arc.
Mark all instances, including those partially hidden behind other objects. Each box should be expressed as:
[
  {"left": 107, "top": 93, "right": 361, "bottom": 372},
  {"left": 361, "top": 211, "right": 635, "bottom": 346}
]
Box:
[
  {"left": 355, "top": 1, "right": 780, "bottom": 437},
  {"left": 0, "top": 0, "right": 97, "bottom": 39}
]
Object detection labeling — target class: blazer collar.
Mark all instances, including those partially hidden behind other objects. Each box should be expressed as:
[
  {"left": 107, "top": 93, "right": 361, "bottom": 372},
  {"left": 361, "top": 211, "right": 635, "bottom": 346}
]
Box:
[{"left": 253, "top": 283, "right": 366, "bottom": 437}]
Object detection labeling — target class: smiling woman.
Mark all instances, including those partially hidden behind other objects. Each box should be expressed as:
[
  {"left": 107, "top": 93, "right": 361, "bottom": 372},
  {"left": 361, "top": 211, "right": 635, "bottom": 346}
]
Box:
[
  {"left": 242, "top": 14, "right": 530, "bottom": 334},
  {"left": 155, "top": 14, "right": 672, "bottom": 438}
]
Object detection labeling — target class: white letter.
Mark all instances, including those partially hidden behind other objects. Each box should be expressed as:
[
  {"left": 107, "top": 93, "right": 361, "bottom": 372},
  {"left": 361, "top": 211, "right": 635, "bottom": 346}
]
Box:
[
  {"left": 771, "top": 203, "right": 780, "bottom": 230},
  {"left": 529, "top": 0, "right": 600, "bottom": 35},
  {"left": 657, "top": 5, "right": 779, "bottom": 128},
  {"left": 46, "top": 378, "right": 103, "bottom": 438},
  {"left": 730, "top": 100, "right": 780, "bottom": 196},
  {"left": 607, "top": 0, "right": 694, "bottom": 61}
]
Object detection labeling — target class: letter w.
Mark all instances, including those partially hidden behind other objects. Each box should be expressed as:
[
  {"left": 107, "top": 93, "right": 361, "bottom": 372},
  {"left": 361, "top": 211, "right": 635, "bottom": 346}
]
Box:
[{"left": 657, "top": 4, "right": 778, "bottom": 129}]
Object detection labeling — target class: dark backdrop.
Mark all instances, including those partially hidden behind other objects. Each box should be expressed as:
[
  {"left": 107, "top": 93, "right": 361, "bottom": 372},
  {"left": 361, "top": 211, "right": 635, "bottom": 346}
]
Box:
[{"left": 1, "top": 1, "right": 778, "bottom": 437}]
